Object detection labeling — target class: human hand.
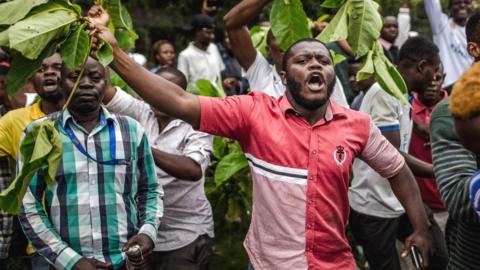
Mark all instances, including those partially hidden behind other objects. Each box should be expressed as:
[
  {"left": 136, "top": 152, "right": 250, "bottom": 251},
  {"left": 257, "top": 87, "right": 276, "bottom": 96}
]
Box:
[
  {"left": 73, "top": 257, "right": 113, "bottom": 270},
  {"left": 87, "top": 5, "right": 118, "bottom": 52},
  {"left": 123, "top": 234, "right": 154, "bottom": 269},
  {"left": 401, "top": 228, "right": 434, "bottom": 269}
]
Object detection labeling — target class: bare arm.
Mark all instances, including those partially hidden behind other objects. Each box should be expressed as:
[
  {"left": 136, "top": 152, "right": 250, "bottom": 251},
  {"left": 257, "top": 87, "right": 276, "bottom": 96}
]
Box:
[
  {"left": 388, "top": 164, "right": 433, "bottom": 266},
  {"left": 151, "top": 148, "right": 203, "bottom": 181},
  {"left": 383, "top": 130, "right": 435, "bottom": 178},
  {"left": 223, "top": 0, "right": 271, "bottom": 71},
  {"left": 89, "top": 8, "right": 200, "bottom": 128}
]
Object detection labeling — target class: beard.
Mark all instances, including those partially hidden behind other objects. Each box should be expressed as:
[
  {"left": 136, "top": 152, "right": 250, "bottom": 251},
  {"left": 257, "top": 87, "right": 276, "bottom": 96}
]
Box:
[
  {"left": 287, "top": 75, "right": 336, "bottom": 111},
  {"left": 37, "top": 89, "right": 63, "bottom": 104}
]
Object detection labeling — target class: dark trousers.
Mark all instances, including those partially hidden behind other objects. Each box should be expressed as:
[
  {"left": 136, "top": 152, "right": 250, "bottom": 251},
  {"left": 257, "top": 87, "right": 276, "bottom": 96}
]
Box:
[
  {"left": 349, "top": 207, "right": 448, "bottom": 270},
  {"left": 148, "top": 234, "right": 213, "bottom": 270}
]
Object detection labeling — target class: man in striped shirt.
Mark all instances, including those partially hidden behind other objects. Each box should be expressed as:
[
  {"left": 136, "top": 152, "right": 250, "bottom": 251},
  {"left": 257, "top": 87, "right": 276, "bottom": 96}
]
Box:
[{"left": 19, "top": 57, "right": 163, "bottom": 270}]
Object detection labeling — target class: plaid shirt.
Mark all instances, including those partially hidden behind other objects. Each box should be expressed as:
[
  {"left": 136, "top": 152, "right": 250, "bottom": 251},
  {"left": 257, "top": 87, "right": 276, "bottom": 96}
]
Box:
[
  {"left": 19, "top": 108, "right": 163, "bottom": 270},
  {"left": 0, "top": 104, "right": 13, "bottom": 259}
]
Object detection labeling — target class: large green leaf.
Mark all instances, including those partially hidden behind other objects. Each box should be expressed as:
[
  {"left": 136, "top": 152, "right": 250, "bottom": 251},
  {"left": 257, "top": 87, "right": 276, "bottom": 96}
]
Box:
[
  {"left": 103, "top": 0, "right": 138, "bottom": 49},
  {"left": 196, "top": 79, "right": 225, "bottom": 97},
  {"left": 0, "top": 28, "right": 8, "bottom": 47},
  {"left": 317, "top": 2, "right": 349, "bottom": 43},
  {"left": 59, "top": 23, "right": 89, "bottom": 71},
  {"left": 6, "top": 43, "right": 57, "bottom": 95},
  {"left": 373, "top": 42, "right": 408, "bottom": 105},
  {"left": 0, "top": 0, "right": 48, "bottom": 25},
  {"left": 321, "top": 0, "right": 346, "bottom": 9},
  {"left": 214, "top": 151, "right": 248, "bottom": 186},
  {"left": 270, "top": 0, "right": 311, "bottom": 51},
  {"left": 250, "top": 26, "right": 269, "bottom": 58},
  {"left": 213, "top": 137, "right": 228, "bottom": 159},
  {"left": 357, "top": 50, "right": 374, "bottom": 81},
  {"left": 9, "top": 4, "right": 77, "bottom": 59},
  {"left": 347, "top": 0, "right": 382, "bottom": 58},
  {"left": 0, "top": 120, "right": 63, "bottom": 214},
  {"left": 97, "top": 41, "right": 114, "bottom": 67}
]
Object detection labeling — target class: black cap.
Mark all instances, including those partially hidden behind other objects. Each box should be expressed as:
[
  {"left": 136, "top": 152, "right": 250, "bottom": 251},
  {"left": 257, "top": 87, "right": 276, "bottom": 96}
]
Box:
[{"left": 191, "top": 14, "right": 215, "bottom": 32}]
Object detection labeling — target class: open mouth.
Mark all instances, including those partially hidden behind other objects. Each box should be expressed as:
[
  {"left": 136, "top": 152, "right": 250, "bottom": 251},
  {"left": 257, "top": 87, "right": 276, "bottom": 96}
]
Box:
[
  {"left": 306, "top": 73, "right": 325, "bottom": 92},
  {"left": 42, "top": 78, "right": 58, "bottom": 92}
]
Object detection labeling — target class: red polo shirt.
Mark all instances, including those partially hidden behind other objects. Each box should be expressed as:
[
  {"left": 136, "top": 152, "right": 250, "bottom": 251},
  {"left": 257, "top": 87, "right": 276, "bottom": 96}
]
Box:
[{"left": 198, "top": 92, "right": 405, "bottom": 270}]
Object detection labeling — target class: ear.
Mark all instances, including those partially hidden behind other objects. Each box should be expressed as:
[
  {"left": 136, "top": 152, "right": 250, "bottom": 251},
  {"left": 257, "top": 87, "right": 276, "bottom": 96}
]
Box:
[
  {"left": 467, "top": 42, "right": 480, "bottom": 58},
  {"left": 280, "top": 70, "right": 287, "bottom": 86},
  {"left": 417, "top": 59, "right": 427, "bottom": 73}
]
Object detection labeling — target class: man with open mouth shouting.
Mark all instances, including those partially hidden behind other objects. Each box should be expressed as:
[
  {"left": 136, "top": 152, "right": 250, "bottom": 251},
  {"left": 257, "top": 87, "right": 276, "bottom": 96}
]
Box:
[{"left": 88, "top": 6, "right": 434, "bottom": 270}]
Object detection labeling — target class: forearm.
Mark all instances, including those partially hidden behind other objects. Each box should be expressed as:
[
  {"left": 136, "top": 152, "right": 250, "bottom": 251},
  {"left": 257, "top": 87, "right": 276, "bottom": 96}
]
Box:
[
  {"left": 223, "top": 0, "right": 271, "bottom": 29},
  {"left": 110, "top": 46, "right": 200, "bottom": 127},
  {"left": 402, "top": 152, "right": 435, "bottom": 178},
  {"left": 389, "top": 165, "right": 431, "bottom": 231},
  {"left": 152, "top": 148, "right": 203, "bottom": 181}
]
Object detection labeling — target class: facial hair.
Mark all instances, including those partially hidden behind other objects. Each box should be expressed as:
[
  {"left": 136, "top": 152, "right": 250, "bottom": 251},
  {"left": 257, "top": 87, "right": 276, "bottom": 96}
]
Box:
[
  {"left": 37, "top": 88, "right": 64, "bottom": 104},
  {"left": 287, "top": 75, "right": 336, "bottom": 110}
]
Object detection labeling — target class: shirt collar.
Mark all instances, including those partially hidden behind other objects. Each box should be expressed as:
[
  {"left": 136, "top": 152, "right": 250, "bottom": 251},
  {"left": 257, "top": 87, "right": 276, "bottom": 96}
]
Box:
[
  {"left": 189, "top": 42, "right": 211, "bottom": 54},
  {"left": 380, "top": 38, "right": 394, "bottom": 50},
  {"left": 29, "top": 100, "right": 45, "bottom": 120},
  {"left": 278, "top": 95, "right": 345, "bottom": 122},
  {"left": 62, "top": 106, "right": 116, "bottom": 132}
]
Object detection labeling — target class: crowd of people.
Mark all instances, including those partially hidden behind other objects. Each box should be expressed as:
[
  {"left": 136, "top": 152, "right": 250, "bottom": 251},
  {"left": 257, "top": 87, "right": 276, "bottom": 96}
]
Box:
[{"left": 0, "top": 0, "right": 479, "bottom": 269}]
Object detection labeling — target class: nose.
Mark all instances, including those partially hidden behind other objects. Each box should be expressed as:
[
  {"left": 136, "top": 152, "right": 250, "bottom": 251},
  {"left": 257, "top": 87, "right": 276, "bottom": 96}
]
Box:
[
  {"left": 78, "top": 76, "right": 94, "bottom": 89},
  {"left": 43, "top": 66, "right": 57, "bottom": 76}
]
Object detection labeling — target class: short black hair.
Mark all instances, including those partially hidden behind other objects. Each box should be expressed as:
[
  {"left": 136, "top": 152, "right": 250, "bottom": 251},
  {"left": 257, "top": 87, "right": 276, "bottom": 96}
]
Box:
[
  {"left": 191, "top": 14, "right": 215, "bottom": 32},
  {"left": 281, "top": 38, "right": 332, "bottom": 71},
  {"left": 398, "top": 36, "right": 439, "bottom": 66},
  {"left": 466, "top": 11, "right": 480, "bottom": 44},
  {"left": 155, "top": 67, "right": 188, "bottom": 90}
]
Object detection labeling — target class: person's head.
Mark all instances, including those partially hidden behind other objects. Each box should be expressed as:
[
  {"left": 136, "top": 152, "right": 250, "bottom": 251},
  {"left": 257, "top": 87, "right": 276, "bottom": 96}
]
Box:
[
  {"left": 397, "top": 37, "right": 440, "bottom": 93},
  {"left": 419, "top": 62, "right": 445, "bottom": 106},
  {"left": 466, "top": 11, "right": 480, "bottom": 62},
  {"left": 280, "top": 38, "right": 336, "bottom": 111},
  {"left": 450, "top": 61, "right": 480, "bottom": 154},
  {"left": 192, "top": 14, "right": 216, "bottom": 48},
  {"left": 32, "top": 53, "right": 64, "bottom": 104},
  {"left": 266, "top": 29, "right": 285, "bottom": 73},
  {"left": 153, "top": 67, "right": 188, "bottom": 118},
  {"left": 348, "top": 58, "right": 375, "bottom": 93},
  {"left": 150, "top": 40, "right": 176, "bottom": 68},
  {"left": 449, "top": 0, "right": 473, "bottom": 26},
  {"left": 381, "top": 16, "right": 399, "bottom": 43},
  {"left": 61, "top": 57, "right": 106, "bottom": 114}
]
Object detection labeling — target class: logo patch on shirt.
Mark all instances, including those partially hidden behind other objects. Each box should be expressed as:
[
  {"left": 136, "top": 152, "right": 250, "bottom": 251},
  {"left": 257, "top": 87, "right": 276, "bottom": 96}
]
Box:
[{"left": 333, "top": 146, "right": 347, "bottom": 165}]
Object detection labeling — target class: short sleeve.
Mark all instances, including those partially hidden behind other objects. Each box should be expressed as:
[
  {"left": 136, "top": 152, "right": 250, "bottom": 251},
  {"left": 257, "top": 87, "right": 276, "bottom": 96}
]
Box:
[
  {"left": 245, "top": 52, "right": 278, "bottom": 95},
  {"left": 369, "top": 89, "right": 402, "bottom": 132},
  {"left": 0, "top": 113, "right": 13, "bottom": 158},
  {"left": 198, "top": 95, "right": 255, "bottom": 142},
  {"left": 359, "top": 121, "right": 405, "bottom": 178},
  {"left": 183, "top": 129, "right": 213, "bottom": 173}
]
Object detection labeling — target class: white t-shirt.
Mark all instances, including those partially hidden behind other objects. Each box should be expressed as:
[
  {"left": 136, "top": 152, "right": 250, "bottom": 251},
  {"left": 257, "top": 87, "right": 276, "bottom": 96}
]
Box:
[
  {"left": 425, "top": 0, "right": 473, "bottom": 87},
  {"left": 245, "top": 52, "right": 349, "bottom": 107},
  {"left": 177, "top": 42, "right": 225, "bottom": 86},
  {"left": 349, "top": 83, "right": 412, "bottom": 218}
]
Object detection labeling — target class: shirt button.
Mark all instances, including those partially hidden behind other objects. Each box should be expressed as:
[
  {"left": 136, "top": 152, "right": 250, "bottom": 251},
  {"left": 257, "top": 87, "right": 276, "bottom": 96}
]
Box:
[
  {"left": 90, "top": 179, "right": 96, "bottom": 185},
  {"left": 312, "top": 150, "right": 317, "bottom": 155},
  {"left": 309, "top": 176, "right": 314, "bottom": 180},
  {"left": 307, "top": 224, "right": 313, "bottom": 229}
]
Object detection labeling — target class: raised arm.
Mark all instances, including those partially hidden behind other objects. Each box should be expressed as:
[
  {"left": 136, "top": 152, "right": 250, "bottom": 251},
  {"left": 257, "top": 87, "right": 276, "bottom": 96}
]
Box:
[
  {"left": 424, "top": 0, "right": 448, "bottom": 35},
  {"left": 223, "top": 0, "right": 271, "bottom": 71},
  {"left": 89, "top": 7, "right": 200, "bottom": 128}
]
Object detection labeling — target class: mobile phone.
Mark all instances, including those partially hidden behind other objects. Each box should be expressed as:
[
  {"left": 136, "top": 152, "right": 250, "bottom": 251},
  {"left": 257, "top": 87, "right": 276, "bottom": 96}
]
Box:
[{"left": 409, "top": 245, "right": 424, "bottom": 270}]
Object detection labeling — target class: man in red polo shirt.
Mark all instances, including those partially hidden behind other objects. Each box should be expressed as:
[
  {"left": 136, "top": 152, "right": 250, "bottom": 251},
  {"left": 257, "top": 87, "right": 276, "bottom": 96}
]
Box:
[{"left": 88, "top": 7, "right": 433, "bottom": 269}]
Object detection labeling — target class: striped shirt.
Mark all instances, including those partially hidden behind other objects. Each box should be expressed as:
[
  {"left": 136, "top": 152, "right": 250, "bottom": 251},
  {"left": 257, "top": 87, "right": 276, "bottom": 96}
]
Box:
[
  {"left": 198, "top": 93, "right": 405, "bottom": 270},
  {"left": 0, "top": 104, "right": 13, "bottom": 259},
  {"left": 19, "top": 107, "right": 163, "bottom": 270},
  {"left": 430, "top": 99, "right": 480, "bottom": 270}
]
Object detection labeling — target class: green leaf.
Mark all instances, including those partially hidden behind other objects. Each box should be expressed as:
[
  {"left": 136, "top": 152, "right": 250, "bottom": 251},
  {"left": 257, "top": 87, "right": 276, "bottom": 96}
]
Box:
[
  {"left": 103, "top": 1, "right": 138, "bottom": 49},
  {"left": 214, "top": 151, "right": 248, "bottom": 186},
  {"left": 0, "top": 28, "right": 9, "bottom": 47},
  {"left": 9, "top": 5, "right": 77, "bottom": 59},
  {"left": 59, "top": 23, "right": 89, "bottom": 71},
  {"left": 196, "top": 79, "right": 225, "bottom": 97},
  {"left": 0, "top": 0, "right": 48, "bottom": 25},
  {"left": 330, "top": 50, "right": 346, "bottom": 65},
  {"left": 357, "top": 50, "right": 374, "bottom": 81},
  {"left": 55, "top": 0, "right": 82, "bottom": 15},
  {"left": 317, "top": 2, "right": 349, "bottom": 43},
  {"left": 270, "top": 0, "right": 311, "bottom": 51},
  {"left": 321, "top": 0, "right": 346, "bottom": 9},
  {"left": 213, "top": 136, "right": 228, "bottom": 159},
  {"left": 0, "top": 120, "right": 63, "bottom": 214},
  {"left": 372, "top": 42, "right": 408, "bottom": 105},
  {"left": 346, "top": 0, "right": 383, "bottom": 58},
  {"left": 6, "top": 43, "right": 57, "bottom": 95},
  {"left": 97, "top": 41, "right": 113, "bottom": 67},
  {"left": 250, "top": 26, "right": 269, "bottom": 58},
  {"left": 115, "top": 29, "right": 136, "bottom": 49}
]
